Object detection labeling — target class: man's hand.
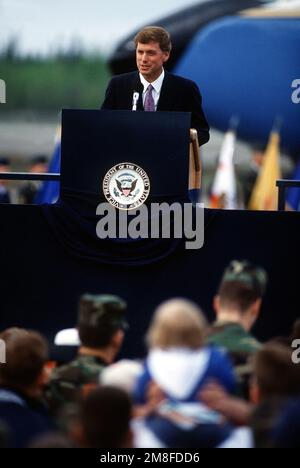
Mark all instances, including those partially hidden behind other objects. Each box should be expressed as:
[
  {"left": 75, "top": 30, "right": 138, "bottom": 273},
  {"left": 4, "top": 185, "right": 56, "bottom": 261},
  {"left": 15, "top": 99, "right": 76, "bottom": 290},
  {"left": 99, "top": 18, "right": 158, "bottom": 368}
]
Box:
[{"left": 199, "top": 381, "right": 253, "bottom": 426}]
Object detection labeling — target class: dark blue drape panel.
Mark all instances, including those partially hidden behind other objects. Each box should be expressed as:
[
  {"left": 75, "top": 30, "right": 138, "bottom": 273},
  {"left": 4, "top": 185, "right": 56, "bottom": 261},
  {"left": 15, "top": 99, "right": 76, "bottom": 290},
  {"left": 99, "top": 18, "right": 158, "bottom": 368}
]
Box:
[
  {"left": 41, "top": 189, "right": 187, "bottom": 267},
  {"left": 0, "top": 204, "right": 299, "bottom": 359}
]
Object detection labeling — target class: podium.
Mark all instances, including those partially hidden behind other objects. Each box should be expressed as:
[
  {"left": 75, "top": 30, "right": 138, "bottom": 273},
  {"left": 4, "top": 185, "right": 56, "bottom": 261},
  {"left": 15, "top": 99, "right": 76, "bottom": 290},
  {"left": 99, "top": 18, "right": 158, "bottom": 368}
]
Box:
[
  {"left": 40, "top": 109, "right": 195, "bottom": 269},
  {"left": 61, "top": 109, "right": 191, "bottom": 201}
]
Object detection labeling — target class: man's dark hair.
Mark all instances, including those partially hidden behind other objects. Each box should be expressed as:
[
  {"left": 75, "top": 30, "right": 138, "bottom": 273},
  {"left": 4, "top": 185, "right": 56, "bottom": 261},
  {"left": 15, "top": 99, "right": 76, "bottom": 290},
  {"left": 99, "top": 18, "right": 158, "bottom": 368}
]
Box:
[
  {"left": 30, "top": 155, "right": 48, "bottom": 166},
  {"left": 0, "top": 328, "right": 48, "bottom": 389},
  {"left": 218, "top": 260, "right": 268, "bottom": 313},
  {"left": 79, "top": 323, "right": 118, "bottom": 348},
  {"left": 0, "top": 157, "right": 10, "bottom": 166},
  {"left": 80, "top": 386, "right": 132, "bottom": 448},
  {"left": 77, "top": 294, "right": 127, "bottom": 348},
  {"left": 134, "top": 26, "right": 172, "bottom": 52},
  {"left": 254, "top": 342, "right": 300, "bottom": 400}
]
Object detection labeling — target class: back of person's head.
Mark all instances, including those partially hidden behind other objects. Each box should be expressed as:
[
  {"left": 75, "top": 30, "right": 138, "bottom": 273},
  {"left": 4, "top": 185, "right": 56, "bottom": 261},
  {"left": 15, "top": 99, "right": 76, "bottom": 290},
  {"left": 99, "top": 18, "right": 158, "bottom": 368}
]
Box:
[
  {"left": 0, "top": 328, "right": 48, "bottom": 389},
  {"left": 134, "top": 26, "right": 172, "bottom": 52},
  {"left": 79, "top": 386, "right": 132, "bottom": 448},
  {"left": 254, "top": 342, "right": 300, "bottom": 401},
  {"left": 77, "top": 294, "right": 128, "bottom": 348},
  {"left": 217, "top": 260, "right": 268, "bottom": 313},
  {"left": 0, "top": 157, "right": 10, "bottom": 181},
  {"left": 30, "top": 155, "right": 48, "bottom": 173},
  {"left": 0, "top": 157, "right": 10, "bottom": 168},
  {"left": 146, "top": 298, "right": 207, "bottom": 350}
]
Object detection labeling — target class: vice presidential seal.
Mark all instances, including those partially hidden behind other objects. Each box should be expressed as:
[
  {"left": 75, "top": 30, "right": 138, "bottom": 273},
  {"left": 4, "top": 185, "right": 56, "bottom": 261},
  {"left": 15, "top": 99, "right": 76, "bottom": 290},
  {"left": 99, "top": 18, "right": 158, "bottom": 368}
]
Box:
[{"left": 103, "top": 163, "right": 150, "bottom": 210}]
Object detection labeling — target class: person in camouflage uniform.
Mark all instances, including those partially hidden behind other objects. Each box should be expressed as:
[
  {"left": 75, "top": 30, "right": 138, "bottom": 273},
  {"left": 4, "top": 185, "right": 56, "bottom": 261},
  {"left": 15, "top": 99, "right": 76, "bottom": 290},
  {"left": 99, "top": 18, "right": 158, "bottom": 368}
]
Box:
[
  {"left": 206, "top": 260, "right": 268, "bottom": 396},
  {"left": 47, "top": 294, "right": 128, "bottom": 415}
]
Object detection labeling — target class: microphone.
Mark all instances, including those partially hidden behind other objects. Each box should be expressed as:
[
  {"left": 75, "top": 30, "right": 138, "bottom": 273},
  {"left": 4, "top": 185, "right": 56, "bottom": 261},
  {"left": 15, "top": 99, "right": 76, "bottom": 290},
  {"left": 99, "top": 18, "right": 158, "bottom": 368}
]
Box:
[{"left": 132, "top": 91, "right": 140, "bottom": 111}]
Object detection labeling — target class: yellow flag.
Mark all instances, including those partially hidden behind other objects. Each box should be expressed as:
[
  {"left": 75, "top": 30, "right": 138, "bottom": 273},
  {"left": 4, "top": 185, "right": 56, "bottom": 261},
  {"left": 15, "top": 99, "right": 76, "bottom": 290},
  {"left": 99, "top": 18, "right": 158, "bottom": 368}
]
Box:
[{"left": 248, "top": 131, "right": 281, "bottom": 210}]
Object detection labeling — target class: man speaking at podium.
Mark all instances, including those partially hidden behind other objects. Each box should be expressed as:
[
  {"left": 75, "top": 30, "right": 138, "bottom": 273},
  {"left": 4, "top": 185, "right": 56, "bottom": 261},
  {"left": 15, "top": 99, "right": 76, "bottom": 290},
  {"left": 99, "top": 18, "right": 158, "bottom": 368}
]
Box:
[{"left": 101, "top": 26, "right": 210, "bottom": 147}]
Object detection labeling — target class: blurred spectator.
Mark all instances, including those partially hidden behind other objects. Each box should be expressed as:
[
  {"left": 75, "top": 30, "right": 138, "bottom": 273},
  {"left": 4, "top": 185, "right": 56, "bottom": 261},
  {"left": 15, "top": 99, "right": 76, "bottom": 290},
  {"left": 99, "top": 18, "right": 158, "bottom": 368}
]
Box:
[
  {"left": 47, "top": 294, "right": 128, "bottom": 415},
  {"left": 208, "top": 260, "right": 267, "bottom": 354},
  {"left": 134, "top": 298, "right": 236, "bottom": 405},
  {"left": 200, "top": 342, "right": 300, "bottom": 447},
  {"left": 0, "top": 328, "right": 53, "bottom": 447},
  {"left": 72, "top": 386, "right": 133, "bottom": 448},
  {"left": 250, "top": 342, "right": 300, "bottom": 447},
  {"left": 250, "top": 399, "right": 287, "bottom": 448},
  {"left": 0, "top": 157, "right": 11, "bottom": 204},
  {"left": 131, "top": 299, "right": 237, "bottom": 448},
  {"left": 251, "top": 342, "right": 300, "bottom": 403},
  {"left": 207, "top": 260, "right": 267, "bottom": 396},
  {"left": 19, "top": 155, "right": 48, "bottom": 204}
]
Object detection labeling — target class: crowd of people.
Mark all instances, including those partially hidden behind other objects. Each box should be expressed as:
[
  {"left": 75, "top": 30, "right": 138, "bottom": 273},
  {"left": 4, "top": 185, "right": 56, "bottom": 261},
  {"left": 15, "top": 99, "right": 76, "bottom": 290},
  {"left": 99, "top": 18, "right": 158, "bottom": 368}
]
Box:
[
  {"left": 0, "top": 155, "right": 48, "bottom": 204},
  {"left": 0, "top": 260, "right": 299, "bottom": 448}
]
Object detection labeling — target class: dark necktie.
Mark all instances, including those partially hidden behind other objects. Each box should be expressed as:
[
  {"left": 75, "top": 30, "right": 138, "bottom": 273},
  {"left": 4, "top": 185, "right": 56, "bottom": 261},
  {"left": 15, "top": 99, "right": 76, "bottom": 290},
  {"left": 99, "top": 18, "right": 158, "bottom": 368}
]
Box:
[{"left": 144, "top": 84, "right": 155, "bottom": 112}]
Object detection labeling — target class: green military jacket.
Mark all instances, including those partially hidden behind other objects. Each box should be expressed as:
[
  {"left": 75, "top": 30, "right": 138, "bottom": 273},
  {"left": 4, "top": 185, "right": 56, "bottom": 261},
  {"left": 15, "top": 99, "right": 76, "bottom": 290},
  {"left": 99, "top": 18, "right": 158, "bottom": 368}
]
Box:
[
  {"left": 207, "top": 322, "right": 262, "bottom": 397},
  {"left": 207, "top": 322, "right": 261, "bottom": 358},
  {"left": 47, "top": 354, "right": 108, "bottom": 414}
]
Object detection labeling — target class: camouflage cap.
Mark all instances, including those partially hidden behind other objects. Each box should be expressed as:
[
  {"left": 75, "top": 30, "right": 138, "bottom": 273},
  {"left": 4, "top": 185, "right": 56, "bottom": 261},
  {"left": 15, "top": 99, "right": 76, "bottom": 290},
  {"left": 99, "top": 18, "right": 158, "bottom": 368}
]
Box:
[
  {"left": 222, "top": 260, "right": 268, "bottom": 296},
  {"left": 78, "top": 294, "right": 128, "bottom": 330}
]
